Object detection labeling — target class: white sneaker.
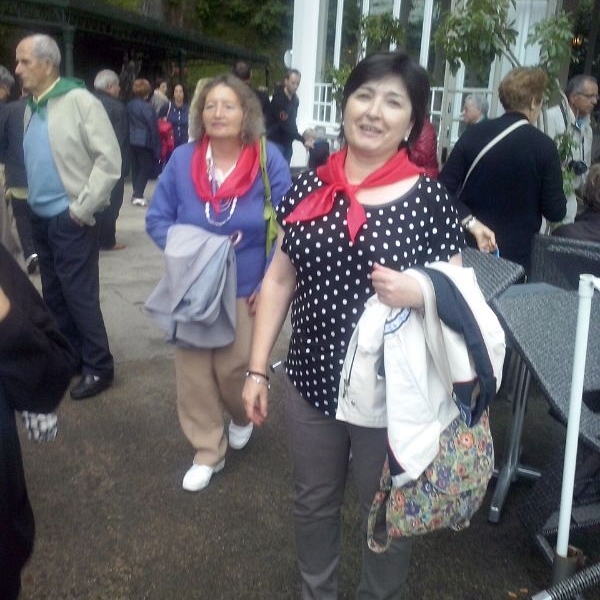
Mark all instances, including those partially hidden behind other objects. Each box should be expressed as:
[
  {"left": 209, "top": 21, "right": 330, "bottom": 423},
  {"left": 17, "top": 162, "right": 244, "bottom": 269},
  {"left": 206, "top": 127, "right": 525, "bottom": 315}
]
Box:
[
  {"left": 182, "top": 460, "right": 225, "bottom": 492},
  {"left": 228, "top": 421, "right": 254, "bottom": 450},
  {"left": 132, "top": 197, "right": 148, "bottom": 207}
]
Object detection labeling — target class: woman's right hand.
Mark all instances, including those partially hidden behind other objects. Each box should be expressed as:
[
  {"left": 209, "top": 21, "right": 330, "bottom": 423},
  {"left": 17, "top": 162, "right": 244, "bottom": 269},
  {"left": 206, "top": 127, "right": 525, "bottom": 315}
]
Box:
[
  {"left": 243, "top": 377, "right": 269, "bottom": 426},
  {"left": 469, "top": 219, "right": 497, "bottom": 253}
]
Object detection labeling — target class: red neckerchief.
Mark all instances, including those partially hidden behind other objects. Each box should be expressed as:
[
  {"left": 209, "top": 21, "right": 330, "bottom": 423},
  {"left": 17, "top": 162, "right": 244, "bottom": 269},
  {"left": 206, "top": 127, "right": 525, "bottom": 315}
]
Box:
[
  {"left": 191, "top": 135, "right": 260, "bottom": 212},
  {"left": 286, "top": 147, "right": 423, "bottom": 242}
]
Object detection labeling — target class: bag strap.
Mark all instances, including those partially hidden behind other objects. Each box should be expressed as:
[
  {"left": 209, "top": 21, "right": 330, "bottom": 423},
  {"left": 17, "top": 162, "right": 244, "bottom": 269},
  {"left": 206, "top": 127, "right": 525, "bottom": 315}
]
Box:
[
  {"left": 456, "top": 120, "right": 528, "bottom": 198},
  {"left": 366, "top": 463, "right": 394, "bottom": 553},
  {"left": 559, "top": 101, "right": 569, "bottom": 131},
  {"left": 260, "top": 136, "right": 271, "bottom": 204},
  {"left": 260, "top": 136, "right": 276, "bottom": 257}
]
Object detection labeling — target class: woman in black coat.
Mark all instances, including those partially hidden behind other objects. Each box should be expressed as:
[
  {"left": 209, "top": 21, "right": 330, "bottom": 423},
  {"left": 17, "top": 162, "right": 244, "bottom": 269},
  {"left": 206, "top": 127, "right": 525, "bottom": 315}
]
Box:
[
  {"left": 439, "top": 67, "right": 566, "bottom": 273},
  {"left": 0, "top": 244, "right": 76, "bottom": 600}
]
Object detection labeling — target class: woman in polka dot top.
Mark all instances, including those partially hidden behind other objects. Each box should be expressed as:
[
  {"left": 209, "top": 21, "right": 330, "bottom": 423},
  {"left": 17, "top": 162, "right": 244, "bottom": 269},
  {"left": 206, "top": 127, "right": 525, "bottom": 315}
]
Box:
[{"left": 243, "top": 52, "right": 465, "bottom": 598}]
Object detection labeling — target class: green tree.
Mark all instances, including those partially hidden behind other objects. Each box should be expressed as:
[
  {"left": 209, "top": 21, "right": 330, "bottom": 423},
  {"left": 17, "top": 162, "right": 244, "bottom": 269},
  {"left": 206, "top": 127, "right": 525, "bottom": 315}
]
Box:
[
  {"left": 434, "top": 0, "right": 573, "bottom": 91},
  {"left": 325, "top": 0, "right": 361, "bottom": 71},
  {"left": 325, "top": 9, "right": 406, "bottom": 117},
  {"left": 434, "top": 0, "right": 519, "bottom": 76},
  {"left": 360, "top": 13, "right": 405, "bottom": 55},
  {"left": 324, "top": 63, "right": 353, "bottom": 117}
]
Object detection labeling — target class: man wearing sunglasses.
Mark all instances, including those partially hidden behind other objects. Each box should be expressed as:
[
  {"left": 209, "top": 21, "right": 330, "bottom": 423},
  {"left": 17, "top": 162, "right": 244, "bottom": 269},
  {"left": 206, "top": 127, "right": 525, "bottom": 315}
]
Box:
[{"left": 546, "top": 74, "right": 598, "bottom": 224}]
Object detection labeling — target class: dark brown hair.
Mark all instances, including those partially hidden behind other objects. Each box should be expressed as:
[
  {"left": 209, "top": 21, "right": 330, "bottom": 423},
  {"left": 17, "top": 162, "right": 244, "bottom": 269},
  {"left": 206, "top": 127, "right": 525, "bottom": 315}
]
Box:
[{"left": 340, "top": 51, "right": 429, "bottom": 148}]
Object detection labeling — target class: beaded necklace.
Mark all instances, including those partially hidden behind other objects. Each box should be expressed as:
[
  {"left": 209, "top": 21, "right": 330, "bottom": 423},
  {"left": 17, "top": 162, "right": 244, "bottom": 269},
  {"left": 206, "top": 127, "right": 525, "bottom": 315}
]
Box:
[
  {"left": 204, "top": 197, "right": 238, "bottom": 226},
  {"left": 205, "top": 149, "right": 238, "bottom": 226}
]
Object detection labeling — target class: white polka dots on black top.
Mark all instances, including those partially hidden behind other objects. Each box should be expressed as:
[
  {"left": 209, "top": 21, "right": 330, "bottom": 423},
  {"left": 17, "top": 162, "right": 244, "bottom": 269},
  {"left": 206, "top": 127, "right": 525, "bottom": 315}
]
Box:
[{"left": 277, "top": 170, "right": 465, "bottom": 418}]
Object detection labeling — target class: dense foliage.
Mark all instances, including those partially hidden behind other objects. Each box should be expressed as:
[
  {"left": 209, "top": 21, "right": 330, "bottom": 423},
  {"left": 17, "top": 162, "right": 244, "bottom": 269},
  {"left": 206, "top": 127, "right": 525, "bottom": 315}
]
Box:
[
  {"left": 434, "top": 0, "right": 575, "bottom": 89},
  {"left": 104, "top": 0, "right": 293, "bottom": 84}
]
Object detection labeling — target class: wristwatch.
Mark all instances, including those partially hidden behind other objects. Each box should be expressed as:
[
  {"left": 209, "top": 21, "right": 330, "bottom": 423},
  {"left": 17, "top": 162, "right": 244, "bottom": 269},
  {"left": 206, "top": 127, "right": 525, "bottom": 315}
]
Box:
[{"left": 461, "top": 215, "right": 476, "bottom": 231}]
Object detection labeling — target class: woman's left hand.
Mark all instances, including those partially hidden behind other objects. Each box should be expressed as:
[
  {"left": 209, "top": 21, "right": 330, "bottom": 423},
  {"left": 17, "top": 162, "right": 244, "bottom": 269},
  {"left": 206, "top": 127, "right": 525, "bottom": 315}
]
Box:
[
  {"left": 468, "top": 219, "right": 497, "bottom": 253},
  {"left": 246, "top": 292, "right": 259, "bottom": 315},
  {"left": 370, "top": 263, "right": 424, "bottom": 309}
]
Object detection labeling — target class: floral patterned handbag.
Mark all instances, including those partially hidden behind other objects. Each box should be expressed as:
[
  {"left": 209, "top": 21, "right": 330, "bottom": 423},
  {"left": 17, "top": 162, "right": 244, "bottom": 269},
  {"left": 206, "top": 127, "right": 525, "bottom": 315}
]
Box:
[{"left": 367, "top": 410, "right": 494, "bottom": 553}]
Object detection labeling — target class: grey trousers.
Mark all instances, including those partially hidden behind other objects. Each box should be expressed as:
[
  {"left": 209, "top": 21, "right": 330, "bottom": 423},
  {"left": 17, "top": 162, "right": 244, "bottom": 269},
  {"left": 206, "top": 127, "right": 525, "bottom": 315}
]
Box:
[{"left": 284, "top": 379, "right": 412, "bottom": 600}]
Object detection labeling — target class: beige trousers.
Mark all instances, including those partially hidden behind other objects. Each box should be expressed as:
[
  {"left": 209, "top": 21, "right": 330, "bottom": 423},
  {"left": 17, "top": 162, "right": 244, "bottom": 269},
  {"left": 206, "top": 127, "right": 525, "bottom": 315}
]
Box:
[{"left": 174, "top": 299, "right": 253, "bottom": 466}]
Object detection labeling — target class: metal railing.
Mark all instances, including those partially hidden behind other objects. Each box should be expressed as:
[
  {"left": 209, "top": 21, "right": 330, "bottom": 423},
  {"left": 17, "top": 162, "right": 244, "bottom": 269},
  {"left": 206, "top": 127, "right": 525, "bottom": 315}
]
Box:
[{"left": 313, "top": 82, "right": 337, "bottom": 128}]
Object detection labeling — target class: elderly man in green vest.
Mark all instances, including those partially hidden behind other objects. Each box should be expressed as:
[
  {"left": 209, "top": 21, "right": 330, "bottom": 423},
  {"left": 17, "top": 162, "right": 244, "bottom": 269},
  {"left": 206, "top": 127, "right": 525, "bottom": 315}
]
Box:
[{"left": 16, "top": 33, "right": 121, "bottom": 400}]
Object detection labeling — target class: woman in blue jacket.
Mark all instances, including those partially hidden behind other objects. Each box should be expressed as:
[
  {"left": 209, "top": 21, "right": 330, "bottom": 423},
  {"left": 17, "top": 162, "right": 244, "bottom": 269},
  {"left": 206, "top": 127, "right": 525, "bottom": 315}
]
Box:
[
  {"left": 146, "top": 73, "right": 291, "bottom": 492},
  {"left": 126, "top": 78, "right": 159, "bottom": 207},
  {"left": 163, "top": 83, "right": 189, "bottom": 150}
]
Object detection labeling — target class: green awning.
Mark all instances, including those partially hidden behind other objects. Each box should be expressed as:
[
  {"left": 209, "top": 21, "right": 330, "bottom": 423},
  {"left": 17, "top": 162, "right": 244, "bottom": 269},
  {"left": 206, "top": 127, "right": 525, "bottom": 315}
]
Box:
[{"left": 0, "top": 0, "right": 268, "bottom": 68}]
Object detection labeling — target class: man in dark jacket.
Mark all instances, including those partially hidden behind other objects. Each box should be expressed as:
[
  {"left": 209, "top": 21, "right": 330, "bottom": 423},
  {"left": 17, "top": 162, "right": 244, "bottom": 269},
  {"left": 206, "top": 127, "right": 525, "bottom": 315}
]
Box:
[
  {"left": 0, "top": 243, "right": 77, "bottom": 600},
  {"left": 0, "top": 64, "right": 25, "bottom": 269},
  {"left": 267, "top": 69, "right": 305, "bottom": 164},
  {"left": 94, "top": 69, "right": 130, "bottom": 250},
  {"left": 232, "top": 60, "right": 270, "bottom": 118}
]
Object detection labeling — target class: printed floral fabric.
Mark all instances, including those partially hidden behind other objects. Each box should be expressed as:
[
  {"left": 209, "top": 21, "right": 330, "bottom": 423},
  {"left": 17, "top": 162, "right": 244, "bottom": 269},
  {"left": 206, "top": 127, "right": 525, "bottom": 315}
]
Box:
[{"left": 367, "top": 411, "right": 494, "bottom": 552}]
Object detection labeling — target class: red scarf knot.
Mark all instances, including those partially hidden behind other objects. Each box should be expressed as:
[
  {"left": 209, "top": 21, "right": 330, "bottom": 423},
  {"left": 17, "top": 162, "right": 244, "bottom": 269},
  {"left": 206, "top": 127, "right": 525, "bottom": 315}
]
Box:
[
  {"left": 191, "top": 135, "right": 260, "bottom": 212},
  {"left": 285, "top": 147, "right": 423, "bottom": 242}
]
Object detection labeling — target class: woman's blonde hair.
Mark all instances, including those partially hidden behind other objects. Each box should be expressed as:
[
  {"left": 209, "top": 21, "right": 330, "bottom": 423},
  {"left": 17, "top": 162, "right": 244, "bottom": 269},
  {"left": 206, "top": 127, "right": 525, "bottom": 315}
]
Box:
[
  {"left": 189, "top": 73, "right": 265, "bottom": 145},
  {"left": 187, "top": 78, "right": 211, "bottom": 141},
  {"left": 498, "top": 67, "right": 547, "bottom": 112}
]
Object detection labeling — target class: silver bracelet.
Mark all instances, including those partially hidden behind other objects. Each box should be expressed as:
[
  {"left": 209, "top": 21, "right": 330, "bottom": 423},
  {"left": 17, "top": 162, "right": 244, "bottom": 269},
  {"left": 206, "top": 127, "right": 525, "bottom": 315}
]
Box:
[
  {"left": 245, "top": 370, "right": 271, "bottom": 389},
  {"left": 461, "top": 215, "right": 476, "bottom": 231}
]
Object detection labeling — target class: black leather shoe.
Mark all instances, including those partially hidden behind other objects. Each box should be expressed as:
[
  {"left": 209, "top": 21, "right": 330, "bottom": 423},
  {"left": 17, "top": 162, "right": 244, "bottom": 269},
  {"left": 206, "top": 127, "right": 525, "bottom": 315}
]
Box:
[{"left": 70, "top": 373, "right": 113, "bottom": 400}]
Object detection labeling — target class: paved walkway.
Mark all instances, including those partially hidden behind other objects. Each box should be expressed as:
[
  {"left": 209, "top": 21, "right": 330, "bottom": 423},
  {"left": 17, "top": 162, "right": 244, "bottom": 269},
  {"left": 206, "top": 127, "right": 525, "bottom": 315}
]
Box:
[{"left": 18, "top": 181, "right": 600, "bottom": 599}]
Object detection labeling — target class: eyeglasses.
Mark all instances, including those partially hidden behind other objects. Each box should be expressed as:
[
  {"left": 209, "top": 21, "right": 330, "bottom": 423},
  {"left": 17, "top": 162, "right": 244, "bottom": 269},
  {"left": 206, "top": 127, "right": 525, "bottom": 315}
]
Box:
[{"left": 576, "top": 92, "right": 599, "bottom": 100}]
